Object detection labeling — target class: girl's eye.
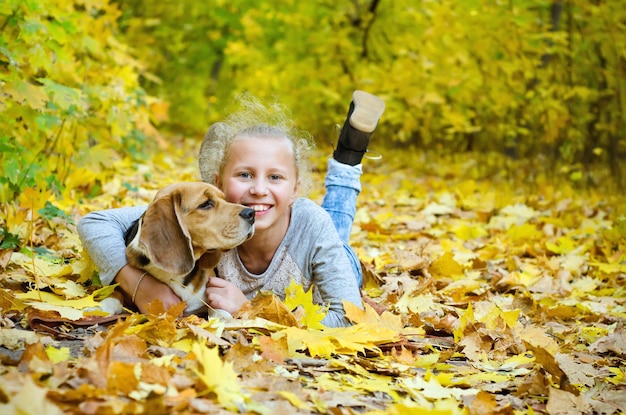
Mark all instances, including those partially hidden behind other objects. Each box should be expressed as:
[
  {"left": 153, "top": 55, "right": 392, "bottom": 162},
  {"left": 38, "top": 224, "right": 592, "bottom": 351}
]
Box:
[
  {"left": 239, "top": 172, "right": 252, "bottom": 179},
  {"left": 269, "top": 174, "right": 282, "bottom": 181},
  {"left": 198, "top": 200, "right": 215, "bottom": 210}
]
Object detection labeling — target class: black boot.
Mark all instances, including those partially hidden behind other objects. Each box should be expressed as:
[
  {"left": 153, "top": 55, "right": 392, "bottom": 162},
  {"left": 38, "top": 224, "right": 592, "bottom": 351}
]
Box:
[{"left": 333, "top": 90, "right": 385, "bottom": 165}]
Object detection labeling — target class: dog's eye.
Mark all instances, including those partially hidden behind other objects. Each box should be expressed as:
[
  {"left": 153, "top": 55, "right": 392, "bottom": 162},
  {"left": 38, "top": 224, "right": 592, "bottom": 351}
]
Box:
[{"left": 198, "top": 200, "right": 215, "bottom": 210}]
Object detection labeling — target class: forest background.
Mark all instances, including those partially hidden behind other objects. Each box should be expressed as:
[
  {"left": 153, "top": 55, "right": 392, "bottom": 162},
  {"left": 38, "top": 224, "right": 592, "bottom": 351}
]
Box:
[
  {"left": 1, "top": 0, "right": 626, "bottom": 414},
  {"left": 2, "top": 0, "right": 625, "bottom": 208}
]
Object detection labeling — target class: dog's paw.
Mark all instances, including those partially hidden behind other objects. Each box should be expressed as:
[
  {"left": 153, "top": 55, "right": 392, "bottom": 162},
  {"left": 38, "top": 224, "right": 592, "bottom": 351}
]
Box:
[
  {"left": 84, "top": 297, "right": 124, "bottom": 316},
  {"left": 208, "top": 308, "right": 233, "bottom": 320}
]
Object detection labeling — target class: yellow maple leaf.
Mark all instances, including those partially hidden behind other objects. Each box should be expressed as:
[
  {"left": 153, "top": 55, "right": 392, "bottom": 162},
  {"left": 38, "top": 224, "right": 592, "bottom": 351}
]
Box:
[
  {"left": 171, "top": 338, "right": 194, "bottom": 353},
  {"left": 4, "top": 79, "right": 49, "bottom": 110},
  {"left": 422, "top": 201, "right": 455, "bottom": 216},
  {"left": 329, "top": 323, "right": 399, "bottom": 355},
  {"left": 10, "top": 252, "right": 73, "bottom": 280},
  {"left": 559, "top": 253, "right": 586, "bottom": 273},
  {"left": 452, "top": 222, "right": 488, "bottom": 241},
  {"left": 481, "top": 304, "right": 521, "bottom": 330},
  {"left": 590, "top": 261, "right": 626, "bottom": 274},
  {"left": 0, "top": 289, "right": 27, "bottom": 312},
  {"left": 428, "top": 251, "right": 464, "bottom": 279},
  {"left": 23, "top": 303, "right": 84, "bottom": 321},
  {"left": 506, "top": 223, "right": 542, "bottom": 242},
  {"left": 316, "top": 370, "right": 401, "bottom": 400},
  {"left": 17, "top": 290, "right": 98, "bottom": 308},
  {"left": 545, "top": 236, "right": 577, "bottom": 255},
  {"left": 606, "top": 367, "right": 625, "bottom": 385},
  {"left": 453, "top": 302, "right": 474, "bottom": 342},
  {"left": 17, "top": 285, "right": 115, "bottom": 309},
  {"left": 47, "top": 278, "right": 88, "bottom": 299},
  {"left": 278, "top": 327, "right": 336, "bottom": 358},
  {"left": 277, "top": 391, "right": 313, "bottom": 411},
  {"left": 414, "top": 353, "right": 441, "bottom": 369},
  {"left": 500, "top": 203, "right": 538, "bottom": 222},
  {"left": 284, "top": 279, "right": 327, "bottom": 329},
  {"left": 45, "top": 346, "right": 71, "bottom": 363},
  {"left": 192, "top": 342, "right": 249, "bottom": 412},
  {"left": 570, "top": 276, "right": 598, "bottom": 297},
  {"left": 18, "top": 187, "right": 53, "bottom": 221},
  {"left": 15, "top": 285, "right": 119, "bottom": 320},
  {"left": 72, "top": 255, "right": 97, "bottom": 283},
  {"left": 277, "top": 317, "right": 400, "bottom": 359},
  {"left": 578, "top": 325, "right": 608, "bottom": 344},
  {"left": 343, "top": 300, "right": 403, "bottom": 331},
  {"left": 395, "top": 293, "right": 435, "bottom": 315},
  {"left": 363, "top": 398, "right": 465, "bottom": 415}
]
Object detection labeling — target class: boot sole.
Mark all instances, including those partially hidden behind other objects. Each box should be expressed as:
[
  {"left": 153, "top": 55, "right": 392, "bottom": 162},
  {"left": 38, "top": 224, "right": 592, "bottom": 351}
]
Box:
[{"left": 349, "top": 90, "right": 385, "bottom": 133}]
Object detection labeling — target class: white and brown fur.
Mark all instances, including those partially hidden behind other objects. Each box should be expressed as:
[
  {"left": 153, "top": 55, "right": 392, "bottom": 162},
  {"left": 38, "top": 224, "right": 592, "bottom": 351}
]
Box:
[{"left": 122, "top": 181, "right": 254, "bottom": 315}]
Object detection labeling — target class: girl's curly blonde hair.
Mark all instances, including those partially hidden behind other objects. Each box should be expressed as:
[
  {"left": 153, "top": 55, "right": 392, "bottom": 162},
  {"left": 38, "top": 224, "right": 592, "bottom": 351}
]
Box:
[{"left": 198, "top": 93, "right": 315, "bottom": 195}]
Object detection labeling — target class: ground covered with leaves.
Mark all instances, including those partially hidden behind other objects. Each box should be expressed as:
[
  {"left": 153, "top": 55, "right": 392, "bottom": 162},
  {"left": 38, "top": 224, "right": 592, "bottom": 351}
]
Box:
[{"left": 1, "top": 139, "right": 625, "bottom": 414}]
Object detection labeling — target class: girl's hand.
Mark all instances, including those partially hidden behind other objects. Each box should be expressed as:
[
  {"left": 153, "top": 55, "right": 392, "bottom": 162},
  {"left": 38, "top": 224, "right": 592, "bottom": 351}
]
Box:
[
  {"left": 206, "top": 277, "right": 248, "bottom": 314},
  {"left": 115, "top": 265, "right": 182, "bottom": 314}
]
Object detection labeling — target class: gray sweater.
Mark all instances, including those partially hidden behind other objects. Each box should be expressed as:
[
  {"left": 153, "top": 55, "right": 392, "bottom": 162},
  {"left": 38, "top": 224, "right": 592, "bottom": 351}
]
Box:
[{"left": 77, "top": 198, "right": 362, "bottom": 327}]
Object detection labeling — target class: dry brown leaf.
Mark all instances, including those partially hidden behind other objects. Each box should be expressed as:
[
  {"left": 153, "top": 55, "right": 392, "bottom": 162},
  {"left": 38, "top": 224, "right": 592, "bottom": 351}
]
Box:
[
  {"left": 258, "top": 335, "right": 289, "bottom": 364},
  {"left": 2, "top": 142, "right": 626, "bottom": 414},
  {"left": 465, "top": 391, "right": 499, "bottom": 415},
  {"left": 545, "top": 387, "right": 591, "bottom": 415},
  {"left": 235, "top": 291, "right": 300, "bottom": 327},
  {"left": 589, "top": 326, "right": 626, "bottom": 357}
]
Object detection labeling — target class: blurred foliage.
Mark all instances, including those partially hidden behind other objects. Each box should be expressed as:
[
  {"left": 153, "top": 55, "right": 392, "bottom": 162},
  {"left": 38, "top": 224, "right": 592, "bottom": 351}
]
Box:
[
  {"left": 115, "top": 0, "right": 625, "bottom": 186},
  {"left": 1, "top": 0, "right": 625, "bottom": 247},
  {"left": 0, "top": 0, "right": 160, "bottom": 205}
]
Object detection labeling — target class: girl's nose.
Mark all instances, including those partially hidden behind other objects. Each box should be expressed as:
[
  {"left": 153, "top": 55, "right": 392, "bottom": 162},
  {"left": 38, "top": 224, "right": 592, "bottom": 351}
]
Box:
[{"left": 250, "top": 179, "right": 268, "bottom": 195}]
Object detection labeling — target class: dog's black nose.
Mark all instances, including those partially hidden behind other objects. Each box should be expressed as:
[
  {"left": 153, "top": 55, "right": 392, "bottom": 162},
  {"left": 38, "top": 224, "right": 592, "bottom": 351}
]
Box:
[{"left": 240, "top": 208, "right": 255, "bottom": 224}]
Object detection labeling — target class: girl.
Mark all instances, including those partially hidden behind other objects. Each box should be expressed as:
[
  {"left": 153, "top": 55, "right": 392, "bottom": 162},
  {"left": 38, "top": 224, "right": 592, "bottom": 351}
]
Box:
[{"left": 77, "top": 91, "right": 385, "bottom": 327}]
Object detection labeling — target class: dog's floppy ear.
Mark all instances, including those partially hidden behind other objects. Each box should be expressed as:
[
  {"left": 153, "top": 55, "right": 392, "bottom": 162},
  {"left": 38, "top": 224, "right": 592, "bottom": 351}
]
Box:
[{"left": 139, "top": 191, "right": 195, "bottom": 276}]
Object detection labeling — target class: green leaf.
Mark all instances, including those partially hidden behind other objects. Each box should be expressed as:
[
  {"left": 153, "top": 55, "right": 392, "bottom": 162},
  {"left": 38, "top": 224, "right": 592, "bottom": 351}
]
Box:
[
  {"left": 46, "top": 19, "right": 69, "bottom": 45},
  {"left": 39, "top": 78, "right": 83, "bottom": 111},
  {"left": 0, "top": 227, "right": 20, "bottom": 249},
  {"left": 35, "top": 113, "right": 62, "bottom": 130},
  {"left": 0, "top": 135, "right": 18, "bottom": 153},
  {"left": 1, "top": 157, "right": 20, "bottom": 185},
  {"left": 21, "top": 18, "right": 46, "bottom": 38},
  {"left": 39, "top": 201, "right": 73, "bottom": 224}
]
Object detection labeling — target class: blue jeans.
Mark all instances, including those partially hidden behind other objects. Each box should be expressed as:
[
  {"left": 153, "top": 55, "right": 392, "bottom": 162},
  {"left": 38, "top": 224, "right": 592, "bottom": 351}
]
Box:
[{"left": 321, "top": 159, "right": 363, "bottom": 287}]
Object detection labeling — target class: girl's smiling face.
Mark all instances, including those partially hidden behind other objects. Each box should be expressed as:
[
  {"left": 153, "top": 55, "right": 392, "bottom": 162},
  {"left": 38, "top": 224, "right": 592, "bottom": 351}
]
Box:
[{"left": 217, "top": 134, "right": 300, "bottom": 235}]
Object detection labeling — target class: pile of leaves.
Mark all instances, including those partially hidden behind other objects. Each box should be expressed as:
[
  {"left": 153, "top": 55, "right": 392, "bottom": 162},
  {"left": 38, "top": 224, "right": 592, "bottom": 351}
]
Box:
[{"left": 1, "top": 140, "right": 625, "bottom": 414}]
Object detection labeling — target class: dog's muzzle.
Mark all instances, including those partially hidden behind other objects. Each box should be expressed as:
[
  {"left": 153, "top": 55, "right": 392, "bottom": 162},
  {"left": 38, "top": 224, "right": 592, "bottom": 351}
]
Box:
[{"left": 240, "top": 208, "right": 255, "bottom": 225}]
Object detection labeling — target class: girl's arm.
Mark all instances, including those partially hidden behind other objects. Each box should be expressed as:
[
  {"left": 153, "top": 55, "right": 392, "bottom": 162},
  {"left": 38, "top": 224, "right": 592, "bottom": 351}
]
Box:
[
  {"left": 295, "top": 202, "right": 363, "bottom": 327},
  {"left": 77, "top": 206, "right": 147, "bottom": 285},
  {"left": 311, "top": 233, "right": 363, "bottom": 328},
  {"left": 115, "top": 264, "right": 183, "bottom": 313},
  {"left": 77, "top": 206, "right": 181, "bottom": 311}
]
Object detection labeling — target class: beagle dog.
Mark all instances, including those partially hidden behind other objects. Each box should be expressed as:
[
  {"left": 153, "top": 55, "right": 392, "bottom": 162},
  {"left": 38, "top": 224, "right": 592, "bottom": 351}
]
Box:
[{"left": 123, "top": 182, "right": 255, "bottom": 315}]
